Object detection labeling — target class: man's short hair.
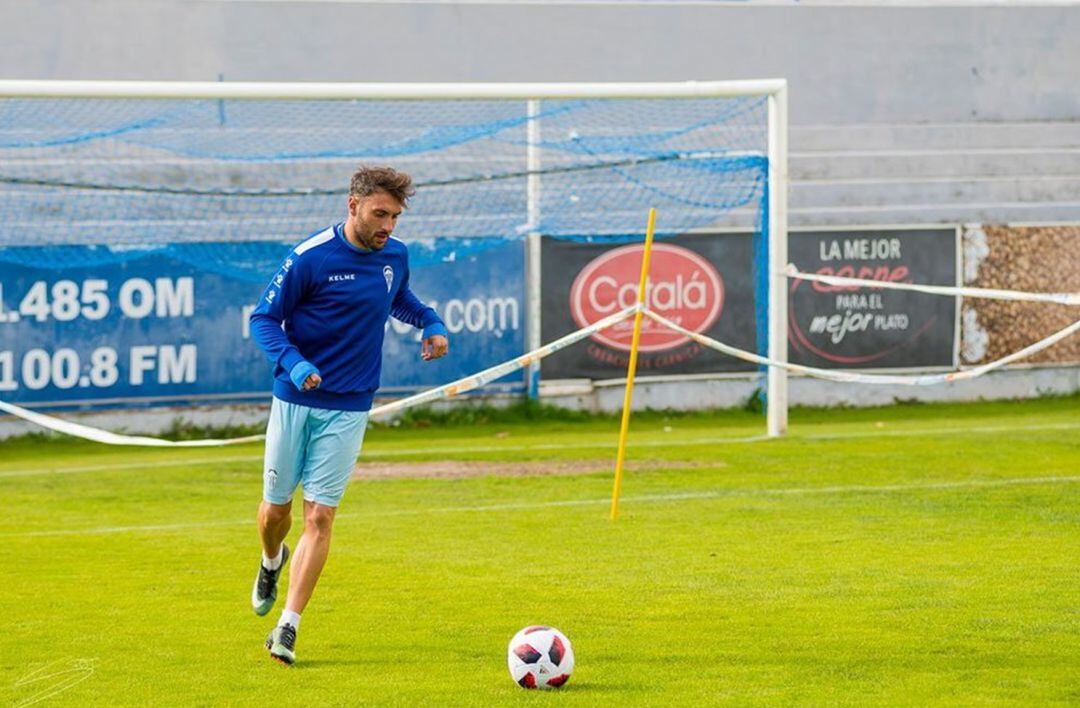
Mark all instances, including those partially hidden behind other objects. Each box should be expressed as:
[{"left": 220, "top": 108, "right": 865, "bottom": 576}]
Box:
[{"left": 349, "top": 166, "right": 416, "bottom": 207}]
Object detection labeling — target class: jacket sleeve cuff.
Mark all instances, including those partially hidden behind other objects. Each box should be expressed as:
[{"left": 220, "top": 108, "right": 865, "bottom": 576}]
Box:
[
  {"left": 422, "top": 322, "right": 449, "bottom": 340},
  {"left": 288, "top": 360, "right": 319, "bottom": 391}
]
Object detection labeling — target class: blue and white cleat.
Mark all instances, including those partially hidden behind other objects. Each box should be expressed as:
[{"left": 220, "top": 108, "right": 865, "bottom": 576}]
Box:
[
  {"left": 266, "top": 624, "right": 297, "bottom": 666},
  {"left": 251, "top": 544, "right": 289, "bottom": 616}
]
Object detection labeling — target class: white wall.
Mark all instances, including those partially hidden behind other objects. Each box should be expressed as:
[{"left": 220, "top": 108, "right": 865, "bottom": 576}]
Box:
[{"left": 2, "top": 1, "right": 1077, "bottom": 123}]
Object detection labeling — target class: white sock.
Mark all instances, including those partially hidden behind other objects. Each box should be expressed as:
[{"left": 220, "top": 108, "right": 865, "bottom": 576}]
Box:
[
  {"left": 262, "top": 545, "right": 283, "bottom": 571},
  {"left": 279, "top": 609, "right": 301, "bottom": 630}
]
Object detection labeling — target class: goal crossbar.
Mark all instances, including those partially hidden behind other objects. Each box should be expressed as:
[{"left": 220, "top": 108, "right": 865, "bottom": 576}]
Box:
[{"left": 0, "top": 79, "right": 787, "bottom": 101}]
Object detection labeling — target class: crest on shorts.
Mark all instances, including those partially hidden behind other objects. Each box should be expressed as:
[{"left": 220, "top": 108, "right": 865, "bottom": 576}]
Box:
[
  {"left": 265, "top": 468, "right": 278, "bottom": 489},
  {"left": 383, "top": 265, "right": 394, "bottom": 292}
]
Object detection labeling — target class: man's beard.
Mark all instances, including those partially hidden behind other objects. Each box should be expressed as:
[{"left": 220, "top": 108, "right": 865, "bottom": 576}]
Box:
[{"left": 359, "top": 227, "right": 389, "bottom": 250}]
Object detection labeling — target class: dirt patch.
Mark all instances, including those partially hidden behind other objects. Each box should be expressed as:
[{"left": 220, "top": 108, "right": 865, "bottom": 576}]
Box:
[{"left": 352, "top": 458, "right": 718, "bottom": 481}]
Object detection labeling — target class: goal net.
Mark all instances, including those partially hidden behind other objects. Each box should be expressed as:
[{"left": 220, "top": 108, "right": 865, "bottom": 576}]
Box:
[{"left": 0, "top": 80, "right": 790, "bottom": 436}]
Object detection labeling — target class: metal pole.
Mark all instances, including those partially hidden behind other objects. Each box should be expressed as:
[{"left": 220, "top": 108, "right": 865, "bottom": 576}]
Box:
[
  {"left": 525, "top": 99, "right": 542, "bottom": 399},
  {"left": 766, "top": 85, "right": 789, "bottom": 437},
  {"left": 610, "top": 208, "right": 657, "bottom": 521}
]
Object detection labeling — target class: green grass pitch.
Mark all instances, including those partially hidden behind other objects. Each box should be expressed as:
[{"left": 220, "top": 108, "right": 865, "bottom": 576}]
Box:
[{"left": 2, "top": 397, "right": 1078, "bottom": 705}]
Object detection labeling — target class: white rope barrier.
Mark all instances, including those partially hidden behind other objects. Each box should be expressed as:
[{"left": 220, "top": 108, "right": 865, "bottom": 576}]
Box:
[
  {"left": 643, "top": 309, "right": 1080, "bottom": 386},
  {"left": 0, "top": 305, "right": 639, "bottom": 446},
  {"left": 0, "top": 399, "right": 266, "bottom": 447},
  {"left": 783, "top": 264, "right": 1080, "bottom": 306},
  {"left": 1, "top": 295, "right": 1075, "bottom": 444},
  {"left": 368, "top": 305, "right": 637, "bottom": 418}
]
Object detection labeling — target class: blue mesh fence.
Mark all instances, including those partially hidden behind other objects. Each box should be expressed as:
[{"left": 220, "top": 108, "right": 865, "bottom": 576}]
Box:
[
  {"left": 0, "top": 96, "right": 768, "bottom": 251},
  {"left": 0, "top": 92, "right": 774, "bottom": 411},
  {"left": 0, "top": 94, "right": 771, "bottom": 366}
]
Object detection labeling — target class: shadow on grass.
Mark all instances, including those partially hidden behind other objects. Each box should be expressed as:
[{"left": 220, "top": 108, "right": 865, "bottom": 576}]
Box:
[
  {"left": 545, "top": 680, "right": 606, "bottom": 693},
  {"left": 294, "top": 658, "right": 368, "bottom": 669}
]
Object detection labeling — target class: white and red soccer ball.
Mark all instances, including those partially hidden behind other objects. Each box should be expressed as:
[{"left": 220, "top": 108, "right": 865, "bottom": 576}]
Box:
[{"left": 507, "top": 625, "right": 575, "bottom": 689}]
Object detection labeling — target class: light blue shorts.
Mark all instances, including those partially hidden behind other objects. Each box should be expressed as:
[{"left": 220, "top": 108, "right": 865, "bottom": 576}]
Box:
[{"left": 262, "top": 397, "right": 369, "bottom": 508}]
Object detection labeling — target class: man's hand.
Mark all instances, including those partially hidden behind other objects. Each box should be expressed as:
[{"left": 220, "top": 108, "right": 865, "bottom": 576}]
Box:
[
  {"left": 289, "top": 360, "right": 322, "bottom": 392},
  {"left": 421, "top": 335, "right": 449, "bottom": 361}
]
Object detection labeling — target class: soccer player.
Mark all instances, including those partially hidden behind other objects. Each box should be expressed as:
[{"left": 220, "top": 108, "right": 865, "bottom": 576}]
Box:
[{"left": 248, "top": 166, "right": 449, "bottom": 666}]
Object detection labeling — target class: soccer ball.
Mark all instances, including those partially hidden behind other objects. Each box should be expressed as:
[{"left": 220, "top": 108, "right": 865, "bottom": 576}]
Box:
[{"left": 507, "top": 625, "right": 574, "bottom": 689}]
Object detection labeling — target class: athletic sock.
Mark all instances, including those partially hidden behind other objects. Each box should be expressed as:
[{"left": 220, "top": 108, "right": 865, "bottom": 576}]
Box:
[
  {"left": 279, "top": 610, "right": 301, "bottom": 630},
  {"left": 262, "top": 546, "right": 284, "bottom": 571}
]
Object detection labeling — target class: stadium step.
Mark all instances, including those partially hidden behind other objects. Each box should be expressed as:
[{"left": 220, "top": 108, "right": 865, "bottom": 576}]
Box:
[
  {"left": 786, "top": 202, "right": 1080, "bottom": 228},
  {"left": 791, "top": 121, "right": 1080, "bottom": 152},
  {"left": 781, "top": 120, "right": 1080, "bottom": 225},
  {"left": 789, "top": 149, "right": 1080, "bottom": 181},
  {"left": 790, "top": 176, "right": 1080, "bottom": 210},
  {"left": 701, "top": 200, "right": 1080, "bottom": 231}
]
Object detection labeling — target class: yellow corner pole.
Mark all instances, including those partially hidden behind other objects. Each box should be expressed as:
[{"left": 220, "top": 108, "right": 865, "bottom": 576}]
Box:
[{"left": 610, "top": 207, "right": 657, "bottom": 520}]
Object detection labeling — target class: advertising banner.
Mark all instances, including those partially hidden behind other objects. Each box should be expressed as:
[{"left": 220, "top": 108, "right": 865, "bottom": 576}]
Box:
[
  {"left": 787, "top": 229, "right": 957, "bottom": 369},
  {"left": 542, "top": 228, "right": 959, "bottom": 380},
  {"left": 541, "top": 233, "right": 759, "bottom": 379},
  {"left": 0, "top": 238, "right": 524, "bottom": 407}
]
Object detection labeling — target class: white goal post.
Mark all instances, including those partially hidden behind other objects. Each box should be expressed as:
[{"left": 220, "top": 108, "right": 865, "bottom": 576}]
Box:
[{"left": 0, "top": 78, "right": 790, "bottom": 436}]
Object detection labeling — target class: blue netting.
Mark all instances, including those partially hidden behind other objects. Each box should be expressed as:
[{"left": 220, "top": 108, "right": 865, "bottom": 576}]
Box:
[
  {"left": 0, "top": 96, "right": 767, "bottom": 253},
  {"left": 754, "top": 176, "right": 772, "bottom": 405}
]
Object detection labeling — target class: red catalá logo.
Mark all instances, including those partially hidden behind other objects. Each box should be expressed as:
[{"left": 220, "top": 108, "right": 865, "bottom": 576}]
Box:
[{"left": 569, "top": 243, "right": 724, "bottom": 352}]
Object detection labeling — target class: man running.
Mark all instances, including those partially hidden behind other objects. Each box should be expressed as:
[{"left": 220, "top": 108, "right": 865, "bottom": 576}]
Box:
[{"left": 249, "top": 165, "right": 449, "bottom": 665}]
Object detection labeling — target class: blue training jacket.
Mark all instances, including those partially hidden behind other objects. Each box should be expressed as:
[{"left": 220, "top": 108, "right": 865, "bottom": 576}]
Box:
[{"left": 250, "top": 223, "right": 447, "bottom": 412}]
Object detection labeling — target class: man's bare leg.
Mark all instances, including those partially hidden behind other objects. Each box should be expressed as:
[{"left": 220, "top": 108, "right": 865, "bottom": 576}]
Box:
[
  {"left": 267, "top": 500, "right": 335, "bottom": 665},
  {"left": 283, "top": 500, "right": 336, "bottom": 616},
  {"left": 259, "top": 500, "right": 292, "bottom": 558}
]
